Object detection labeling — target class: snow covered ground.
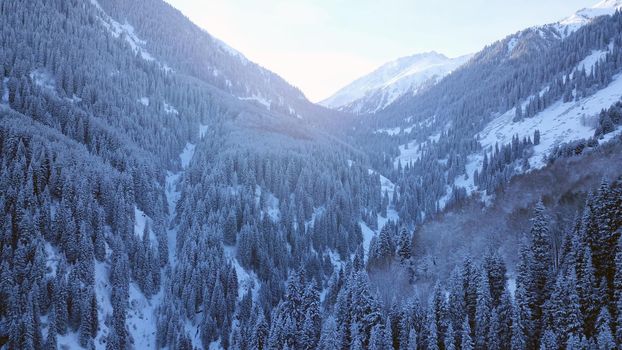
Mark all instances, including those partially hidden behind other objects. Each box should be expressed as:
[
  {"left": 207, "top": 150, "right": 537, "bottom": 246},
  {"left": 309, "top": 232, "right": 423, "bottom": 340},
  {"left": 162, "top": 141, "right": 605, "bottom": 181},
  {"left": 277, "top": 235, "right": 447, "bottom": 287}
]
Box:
[
  {"left": 374, "top": 126, "right": 402, "bottom": 136},
  {"left": 480, "top": 72, "right": 622, "bottom": 169},
  {"left": 163, "top": 101, "right": 179, "bottom": 115},
  {"left": 30, "top": 69, "right": 55, "bottom": 91},
  {"left": 138, "top": 97, "right": 150, "bottom": 107},
  {"left": 394, "top": 132, "right": 441, "bottom": 167},
  {"left": 322, "top": 52, "right": 471, "bottom": 113},
  {"left": 223, "top": 246, "right": 260, "bottom": 301},
  {"left": 94, "top": 262, "right": 113, "bottom": 349},
  {"left": 199, "top": 124, "right": 209, "bottom": 139},
  {"left": 134, "top": 207, "right": 151, "bottom": 239},
  {"left": 179, "top": 143, "right": 196, "bottom": 169},
  {"left": 238, "top": 95, "right": 271, "bottom": 109},
  {"left": 89, "top": 0, "right": 172, "bottom": 71},
  {"left": 360, "top": 170, "right": 400, "bottom": 257},
  {"left": 1, "top": 77, "right": 9, "bottom": 104},
  {"left": 127, "top": 283, "right": 161, "bottom": 349},
  {"left": 439, "top": 60, "right": 622, "bottom": 207},
  {"left": 556, "top": 0, "right": 622, "bottom": 35},
  {"left": 165, "top": 171, "right": 181, "bottom": 265},
  {"left": 90, "top": 0, "right": 154, "bottom": 62}
]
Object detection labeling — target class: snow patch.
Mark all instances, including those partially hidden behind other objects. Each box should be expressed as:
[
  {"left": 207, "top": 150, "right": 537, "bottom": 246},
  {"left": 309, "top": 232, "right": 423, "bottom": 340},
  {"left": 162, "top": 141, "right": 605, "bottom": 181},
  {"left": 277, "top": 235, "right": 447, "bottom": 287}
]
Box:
[
  {"left": 480, "top": 72, "right": 622, "bottom": 169},
  {"left": 507, "top": 278, "right": 517, "bottom": 299},
  {"left": 94, "top": 262, "right": 112, "bottom": 349},
  {"left": 179, "top": 143, "right": 196, "bottom": 169},
  {"left": 576, "top": 47, "right": 610, "bottom": 75},
  {"left": 507, "top": 37, "right": 519, "bottom": 53},
  {"left": 557, "top": 0, "right": 622, "bottom": 35},
  {"left": 238, "top": 95, "right": 271, "bottom": 109},
  {"left": 375, "top": 127, "right": 402, "bottom": 136},
  {"left": 360, "top": 221, "right": 376, "bottom": 256},
  {"left": 45, "top": 243, "right": 60, "bottom": 277},
  {"left": 214, "top": 37, "right": 249, "bottom": 65},
  {"left": 453, "top": 154, "right": 484, "bottom": 195},
  {"left": 57, "top": 332, "right": 85, "bottom": 350},
  {"left": 224, "top": 246, "right": 259, "bottom": 301},
  {"left": 199, "top": 124, "right": 209, "bottom": 138},
  {"left": 358, "top": 170, "right": 400, "bottom": 259},
  {"left": 30, "top": 69, "right": 55, "bottom": 90},
  {"left": 127, "top": 283, "right": 161, "bottom": 349},
  {"left": 134, "top": 206, "right": 151, "bottom": 239},
  {"left": 165, "top": 171, "right": 181, "bottom": 265},
  {"left": 1, "top": 77, "right": 8, "bottom": 104},
  {"left": 394, "top": 132, "right": 441, "bottom": 167},
  {"left": 138, "top": 97, "right": 150, "bottom": 107},
  {"left": 163, "top": 101, "right": 178, "bottom": 115},
  {"left": 89, "top": 0, "right": 171, "bottom": 69}
]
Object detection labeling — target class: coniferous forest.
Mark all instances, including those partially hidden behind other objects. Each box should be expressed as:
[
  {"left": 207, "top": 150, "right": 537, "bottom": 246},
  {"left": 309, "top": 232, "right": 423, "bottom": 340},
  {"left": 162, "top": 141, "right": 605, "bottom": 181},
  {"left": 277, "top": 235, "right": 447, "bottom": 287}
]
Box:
[{"left": 2, "top": 0, "right": 622, "bottom": 349}]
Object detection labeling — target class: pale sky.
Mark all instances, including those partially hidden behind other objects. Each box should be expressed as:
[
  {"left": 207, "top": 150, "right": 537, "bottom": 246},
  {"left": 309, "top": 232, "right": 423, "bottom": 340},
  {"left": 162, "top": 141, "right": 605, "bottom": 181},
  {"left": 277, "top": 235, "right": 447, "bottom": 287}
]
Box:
[{"left": 165, "top": 0, "right": 596, "bottom": 102}]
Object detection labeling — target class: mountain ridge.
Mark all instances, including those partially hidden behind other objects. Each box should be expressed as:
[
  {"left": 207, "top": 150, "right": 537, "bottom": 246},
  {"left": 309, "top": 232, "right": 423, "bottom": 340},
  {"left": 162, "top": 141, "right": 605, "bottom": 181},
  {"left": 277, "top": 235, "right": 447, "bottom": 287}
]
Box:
[{"left": 321, "top": 51, "right": 472, "bottom": 114}]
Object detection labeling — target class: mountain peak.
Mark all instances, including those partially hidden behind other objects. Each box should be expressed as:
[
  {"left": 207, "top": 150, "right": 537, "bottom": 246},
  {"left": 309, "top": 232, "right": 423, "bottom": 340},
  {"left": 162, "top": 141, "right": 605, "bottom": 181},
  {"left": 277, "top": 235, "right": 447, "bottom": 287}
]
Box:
[
  {"left": 558, "top": 0, "right": 622, "bottom": 31},
  {"left": 593, "top": 0, "right": 622, "bottom": 9},
  {"left": 321, "top": 51, "right": 471, "bottom": 113}
]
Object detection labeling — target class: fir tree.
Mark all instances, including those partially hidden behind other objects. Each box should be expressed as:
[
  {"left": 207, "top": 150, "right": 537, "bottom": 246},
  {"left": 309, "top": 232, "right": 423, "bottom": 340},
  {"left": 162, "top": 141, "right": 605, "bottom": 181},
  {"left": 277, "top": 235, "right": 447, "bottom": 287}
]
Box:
[
  {"left": 461, "top": 318, "right": 474, "bottom": 350},
  {"left": 596, "top": 307, "right": 616, "bottom": 350}
]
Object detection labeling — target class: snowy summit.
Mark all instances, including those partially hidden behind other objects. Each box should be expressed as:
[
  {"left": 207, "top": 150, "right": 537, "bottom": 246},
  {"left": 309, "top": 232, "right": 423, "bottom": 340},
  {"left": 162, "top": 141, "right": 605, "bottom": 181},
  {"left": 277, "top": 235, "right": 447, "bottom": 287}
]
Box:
[{"left": 321, "top": 51, "right": 472, "bottom": 114}]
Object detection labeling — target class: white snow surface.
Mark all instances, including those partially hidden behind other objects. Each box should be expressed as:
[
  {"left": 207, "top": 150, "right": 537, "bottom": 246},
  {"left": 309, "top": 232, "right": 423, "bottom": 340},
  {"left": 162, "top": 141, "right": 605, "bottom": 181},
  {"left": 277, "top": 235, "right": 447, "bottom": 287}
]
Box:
[
  {"left": 238, "top": 95, "right": 271, "bottom": 109},
  {"left": 90, "top": 0, "right": 172, "bottom": 70},
  {"left": 179, "top": 142, "right": 196, "bottom": 169},
  {"left": 213, "top": 36, "right": 249, "bottom": 65},
  {"left": 374, "top": 126, "right": 402, "bottom": 136},
  {"left": 223, "top": 246, "right": 260, "bottom": 301},
  {"left": 556, "top": 0, "right": 622, "bottom": 35},
  {"left": 57, "top": 332, "right": 84, "bottom": 350},
  {"left": 480, "top": 72, "right": 622, "bottom": 170},
  {"left": 577, "top": 48, "right": 610, "bottom": 74},
  {"left": 1, "top": 77, "right": 8, "bottom": 104},
  {"left": 322, "top": 52, "right": 472, "bottom": 113},
  {"left": 163, "top": 101, "right": 179, "bottom": 115},
  {"left": 30, "top": 69, "right": 55, "bottom": 90},
  {"left": 394, "top": 132, "right": 441, "bottom": 167},
  {"left": 199, "top": 124, "right": 209, "bottom": 138},
  {"left": 507, "top": 37, "right": 519, "bottom": 53},
  {"left": 165, "top": 171, "right": 181, "bottom": 265},
  {"left": 127, "top": 283, "right": 161, "bottom": 349},
  {"left": 90, "top": 0, "right": 154, "bottom": 61},
  {"left": 94, "top": 262, "right": 113, "bottom": 349},
  {"left": 134, "top": 206, "right": 151, "bottom": 240},
  {"left": 360, "top": 170, "right": 399, "bottom": 259},
  {"left": 138, "top": 97, "right": 150, "bottom": 106}
]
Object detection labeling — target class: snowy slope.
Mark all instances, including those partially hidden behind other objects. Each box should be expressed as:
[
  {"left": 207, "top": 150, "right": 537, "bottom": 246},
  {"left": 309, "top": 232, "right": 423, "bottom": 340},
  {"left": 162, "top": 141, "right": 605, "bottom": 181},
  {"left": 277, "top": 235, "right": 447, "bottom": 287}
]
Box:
[
  {"left": 447, "top": 68, "right": 622, "bottom": 201},
  {"left": 555, "top": 0, "right": 622, "bottom": 35},
  {"left": 321, "top": 52, "right": 472, "bottom": 114},
  {"left": 360, "top": 170, "right": 399, "bottom": 258}
]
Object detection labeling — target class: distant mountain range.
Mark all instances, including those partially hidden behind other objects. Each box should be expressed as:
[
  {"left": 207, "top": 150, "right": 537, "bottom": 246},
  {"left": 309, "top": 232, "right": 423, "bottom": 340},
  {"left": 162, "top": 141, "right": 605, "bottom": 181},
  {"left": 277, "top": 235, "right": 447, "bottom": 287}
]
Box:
[
  {"left": 322, "top": 0, "right": 622, "bottom": 116},
  {"left": 321, "top": 52, "right": 472, "bottom": 114}
]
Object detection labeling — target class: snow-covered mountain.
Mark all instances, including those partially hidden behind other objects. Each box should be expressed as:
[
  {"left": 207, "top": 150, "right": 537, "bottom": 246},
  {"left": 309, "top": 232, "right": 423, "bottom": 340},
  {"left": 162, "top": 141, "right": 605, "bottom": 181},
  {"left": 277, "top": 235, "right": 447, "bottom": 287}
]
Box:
[
  {"left": 321, "top": 51, "right": 472, "bottom": 114},
  {"left": 358, "top": 0, "right": 622, "bottom": 215},
  {"left": 5, "top": 0, "right": 622, "bottom": 349},
  {"left": 556, "top": 0, "right": 622, "bottom": 34},
  {"left": 91, "top": 0, "right": 345, "bottom": 125}
]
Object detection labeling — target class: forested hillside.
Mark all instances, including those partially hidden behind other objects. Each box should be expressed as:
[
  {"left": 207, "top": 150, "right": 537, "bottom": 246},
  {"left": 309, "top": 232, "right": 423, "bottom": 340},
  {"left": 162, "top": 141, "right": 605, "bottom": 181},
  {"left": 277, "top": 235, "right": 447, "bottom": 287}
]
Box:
[{"left": 1, "top": 0, "right": 622, "bottom": 349}]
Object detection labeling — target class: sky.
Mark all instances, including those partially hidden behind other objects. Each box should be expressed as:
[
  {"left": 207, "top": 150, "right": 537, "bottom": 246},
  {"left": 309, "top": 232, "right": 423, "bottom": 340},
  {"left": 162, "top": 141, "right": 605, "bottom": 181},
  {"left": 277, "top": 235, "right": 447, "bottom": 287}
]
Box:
[{"left": 164, "top": 0, "right": 597, "bottom": 102}]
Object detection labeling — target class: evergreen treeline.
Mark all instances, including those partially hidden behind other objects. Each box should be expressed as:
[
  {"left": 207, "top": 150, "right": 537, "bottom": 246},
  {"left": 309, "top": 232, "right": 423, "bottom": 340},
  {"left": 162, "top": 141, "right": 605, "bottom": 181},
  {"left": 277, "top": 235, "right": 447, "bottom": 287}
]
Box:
[
  {"left": 354, "top": 10, "right": 622, "bottom": 225},
  {"left": 2, "top": 0, "right": 622, "bottom": 349}
]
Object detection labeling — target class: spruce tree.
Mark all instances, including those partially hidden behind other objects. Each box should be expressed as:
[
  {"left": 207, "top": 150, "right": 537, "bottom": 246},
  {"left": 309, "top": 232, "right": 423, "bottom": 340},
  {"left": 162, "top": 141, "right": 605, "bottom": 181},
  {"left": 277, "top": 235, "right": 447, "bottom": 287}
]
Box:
[
  {"left": 461, "top": 318, "right": 474, "bottom": 350},
  {"left": 475, "top": 273, "right": 491, "bottom": 349},
  {"left": 596, "top": 307, "right": 616, "bottom": 350}
]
